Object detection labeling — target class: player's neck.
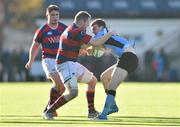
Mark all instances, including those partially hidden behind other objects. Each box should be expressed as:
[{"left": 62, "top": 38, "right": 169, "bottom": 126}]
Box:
[
  {"left": 48, "top": 23, "right": 58, "bottom": 29},
  {"left": 75, "top": 22, "right": 80, "bottom": 28},
  {"left": 75, "top": 23, "right": 85, "bottom": 31}
]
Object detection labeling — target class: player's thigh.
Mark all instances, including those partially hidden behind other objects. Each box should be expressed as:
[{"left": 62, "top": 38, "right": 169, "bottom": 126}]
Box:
[
  {"left": 75, "top": 62, "right": 93, "bottom": 83},
  {"left": 41, "top": 58, "right": 57, "bottom": 79},
  {"left": 101, "top": 64, "right": 116, "bottom": 79},
  {"left": 56, "top": 61, "right": 78, "bottom": 89},
  {"left": 49, "top": 72, "right": 64, "bottom": 86}
]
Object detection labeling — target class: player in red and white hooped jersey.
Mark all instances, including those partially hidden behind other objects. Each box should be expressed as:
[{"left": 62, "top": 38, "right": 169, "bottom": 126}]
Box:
[
  {"left": 25, "top": 5, "right": 66, "bottom": 118},
  {"left": 43, "top": 11, "right": 116, "bottom": 120},
  {"left": 34, "top": 21, "right": 67, "bottom": 59}
]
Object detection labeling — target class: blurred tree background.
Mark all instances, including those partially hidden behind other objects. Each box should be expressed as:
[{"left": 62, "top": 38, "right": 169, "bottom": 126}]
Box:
[
  {"left": 3, "top": 0, "right": 43, "bottom": 29},
  {"left": 0, "top": 0, "right": 180, "bottom": 82}
]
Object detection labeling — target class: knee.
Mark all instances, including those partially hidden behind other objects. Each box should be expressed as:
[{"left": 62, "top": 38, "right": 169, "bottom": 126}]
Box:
[
  {"left": 61, "top": 86, "right": 66, "bottom": 94},
  {"left": 93, "top": 76, "right": 97, "bottom": 84},
  {"left": 50, "top": 73, "right": 65, "bottom": 92},
  {"left": 55, "top": 83, "right": 65, "bottom": 94},
  {"left": 88, "top": 76, "right": 97, "bottom": 87},
  {"left": 69, "top": 89, "right": 78, "bottom": 99}
]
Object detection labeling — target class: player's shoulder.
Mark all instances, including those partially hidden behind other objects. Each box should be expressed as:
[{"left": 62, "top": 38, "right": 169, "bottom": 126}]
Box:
[
  {"left": 72, "top": 23, "right": 83, "bottom": 34},
  {"left": 64, "top": 23, "right": 78, "bottom": 35},
  {"left": 58, "top": 22, "right": 67, "bottom": 28},
  {"left": 36, "top": 23, "right": 48, "bottom": 33}
]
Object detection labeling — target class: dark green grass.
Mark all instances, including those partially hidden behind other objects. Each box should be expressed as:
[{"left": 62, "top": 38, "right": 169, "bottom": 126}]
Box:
[{"left": 0, "top": 82, "right": 180, "bottom": 127}]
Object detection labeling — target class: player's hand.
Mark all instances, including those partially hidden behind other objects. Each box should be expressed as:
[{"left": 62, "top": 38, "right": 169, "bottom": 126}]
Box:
[
  {"left": 25, "top": 61, "right": 33, "bottom": 70},
  {"left": 86, "top": 46, "right": 94, "bottom": 55},
  {"left": 79, "top": 49, "right": 89, "bottom": 56},
  {"left": 79, "top": 46, "right": 94, "bottom": 56},
  {"left": 108, "top": 31, "right": 117, "bottom": 36}
]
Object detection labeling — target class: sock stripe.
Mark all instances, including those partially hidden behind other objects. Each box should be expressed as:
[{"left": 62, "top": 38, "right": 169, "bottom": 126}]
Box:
[
  {"left": 47, "top": 96, "right": 68, "bottom": 113},
  {"left": 49, "top": 87, "right": 61, "bottom": 105},
  {"left": 108, "top": 90, "right": 116, "bottom": 97},
  {"left": 86, "top": 91, "right": 95, "bottom": 111}
]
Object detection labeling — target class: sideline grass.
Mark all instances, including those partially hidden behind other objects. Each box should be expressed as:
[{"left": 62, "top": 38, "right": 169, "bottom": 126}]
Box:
[{"left": 0, "top": 82, "right": 180, "bottom": 127}]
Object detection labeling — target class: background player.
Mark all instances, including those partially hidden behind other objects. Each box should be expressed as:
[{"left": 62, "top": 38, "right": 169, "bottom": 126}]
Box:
[
  {"left": 43, "top": 11, "right": 116, "bottom": 120},
  {"left": 25, "top": 5, "right": 66, "bottom": 117},
  {"left": 90, "top": 18, "right": 138, "bottom": 120}
]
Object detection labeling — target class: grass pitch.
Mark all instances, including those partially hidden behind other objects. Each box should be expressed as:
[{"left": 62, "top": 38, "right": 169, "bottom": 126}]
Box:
[{"left": 0, "top": 82, "right": 180, "bottom": 127}]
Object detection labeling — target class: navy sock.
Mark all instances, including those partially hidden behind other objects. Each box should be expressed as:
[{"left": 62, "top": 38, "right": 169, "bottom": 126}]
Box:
[{"left": 108, "top": 90, "right": 116, "bottom": 97}]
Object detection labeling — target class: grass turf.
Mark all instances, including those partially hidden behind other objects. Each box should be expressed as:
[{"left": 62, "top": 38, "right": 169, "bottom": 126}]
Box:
[{"left": 0, "top": 82, "right": 180, "bottom": 127}]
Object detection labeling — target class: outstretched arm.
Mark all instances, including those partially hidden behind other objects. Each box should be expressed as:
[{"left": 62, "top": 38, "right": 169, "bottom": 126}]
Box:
[{"left": 89, "top": 31, "right": 116, "bottom": 46}]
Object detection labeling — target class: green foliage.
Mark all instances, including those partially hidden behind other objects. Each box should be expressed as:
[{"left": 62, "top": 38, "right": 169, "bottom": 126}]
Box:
[{"left": 7, "top": 0, "right": 43, "bottom": 29}]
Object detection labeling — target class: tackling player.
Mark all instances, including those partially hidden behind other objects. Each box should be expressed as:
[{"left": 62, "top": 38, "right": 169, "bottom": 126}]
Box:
[
  {"left": 43, "top": 11, "right": 116, "bottom": 120},
  {"left": 90, "top": 18, "right": 138, "bottom": 120},
  {"left": 25, "top": 5, "right": 67, "bottom": 117}
]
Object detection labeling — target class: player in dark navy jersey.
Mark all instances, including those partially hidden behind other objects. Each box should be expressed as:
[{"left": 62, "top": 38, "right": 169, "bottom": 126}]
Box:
[{"left": 25, "top": 5, "right": 67, "bottom": 118}]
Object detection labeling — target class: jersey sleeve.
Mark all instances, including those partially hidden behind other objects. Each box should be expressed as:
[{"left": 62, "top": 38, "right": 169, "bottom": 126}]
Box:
[
  {"left": 105, "top": 35, "right": 125, "bottom": 48},
  {"left": 81, "top": 34, "right": 92, "bottom": 44},
  {"left": 33, "top": 28, "right": 43, "bottom": 44}
]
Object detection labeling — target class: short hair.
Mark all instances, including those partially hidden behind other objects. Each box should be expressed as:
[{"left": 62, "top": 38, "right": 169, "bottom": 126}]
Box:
[
  {"left": 46, "top": 4, "right": 59, "bottom": 14},
  {"left": 74, "top": 11, "right": 91, "bottom": 23},
  {"left": 90, "top": 18, "right": 106, "bottom": 28}
]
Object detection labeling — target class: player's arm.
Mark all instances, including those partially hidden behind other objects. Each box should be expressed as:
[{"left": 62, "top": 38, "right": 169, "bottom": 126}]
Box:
[
  {"left": 89, "top": 31, "right": 116, "bottom": 46},
  {"left": 25, "top": 41, "right": 40, "bottom": 69}
]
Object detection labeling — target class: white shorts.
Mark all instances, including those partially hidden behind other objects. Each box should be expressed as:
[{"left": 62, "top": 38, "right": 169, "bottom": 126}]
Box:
[
  {"left": 56, "top": 61, "right": 93, "bottom": 87},
  {"left": 42, "top": 58, "right": 57, "bottom": 78}
]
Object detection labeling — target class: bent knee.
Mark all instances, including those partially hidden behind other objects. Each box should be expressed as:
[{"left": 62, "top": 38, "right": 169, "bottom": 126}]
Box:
[
  {"left": 88, "top": 76, "right": 97, "bottom": 86},
  {"left": 54, "top": 82, "right": 65, "bottom": 93},
  {"left": 70, "top": 89, "right": 78, "bottom": 99},
  {"left": 60, "top": 86, "right": 65, "bottom": 93}
]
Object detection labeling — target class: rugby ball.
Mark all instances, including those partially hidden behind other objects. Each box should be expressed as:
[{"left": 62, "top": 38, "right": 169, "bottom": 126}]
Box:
[{"left": 92, "top": 47, "right": 105, "bottom": 58}]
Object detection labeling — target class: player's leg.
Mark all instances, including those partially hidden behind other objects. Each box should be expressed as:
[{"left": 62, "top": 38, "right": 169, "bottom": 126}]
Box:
[
  {"left": 108, "top": 47, "right": 138, "bottom": 91},
  {"left": 76, "top": 62, "right": 99, "bottom": 118},
  {"left": 100, "top": 64, "right": 119, "bottom": 115},
  {"left": 42, "top": 58, "right": 65, "bottom": 117},
  {"left": 100, "top": 64, "right": 115, "bottom": 94},
  {"left": 44, "top": 61, "right": 78, "bottom": 120},
  {"left": 45, "top": 77, "right": 78, "bottom": 115},
  {"left": 44, "top": 77, "right": 78, "bottom": 120},
  {"left": 99, "top": 51, "right": 138, "bottom": 120},
  {"left": 44, "top": 72, "right": 65, "bottom": 116},
  {"left": 49, "top": 72, "right": 65, "bottom": 104},
  {"left": 86, "top": 76, "right": 99, "bottom": 118},
  {"left": 99, "top": 67, "right": 128, "bottom": 120}
]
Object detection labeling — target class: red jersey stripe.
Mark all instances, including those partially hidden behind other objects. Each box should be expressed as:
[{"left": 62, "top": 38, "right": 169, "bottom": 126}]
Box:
[
  {"left": 43, "top": 48, "right": 58, "bottom": 55},
  {"left": 57, "top": 49, "right": 78, "bottom": 59}
]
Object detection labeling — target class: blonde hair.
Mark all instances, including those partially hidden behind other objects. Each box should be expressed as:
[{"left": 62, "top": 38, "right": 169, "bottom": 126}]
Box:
[{"left": 74, "top": 11, "right": 91, "bottom": 23}]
